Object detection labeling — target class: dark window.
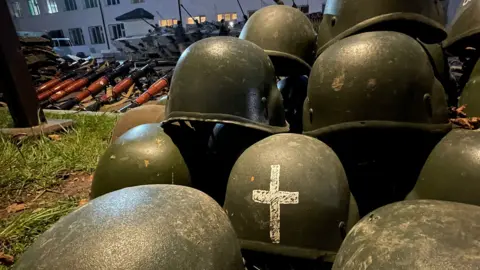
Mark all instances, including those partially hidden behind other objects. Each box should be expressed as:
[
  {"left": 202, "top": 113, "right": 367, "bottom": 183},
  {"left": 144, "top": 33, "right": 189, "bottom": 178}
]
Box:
[
  {"left": 106, "top": 0, "right": 119, "bottom": 5},
  {"left": 108, "top": 23, "right": 125, "bottom": 40},
  {"left": 84, "top": 0, "right": 97, "bottom": 8},
  {"left": 69, "top": 28, "right": 85, "bottom": 45},
  {"left": 64, "top": 0, "right": 77, "bottom": 11},
  {"left": 88, "top": 26, "right": 105, "bottom": 44},
  {"left": 48, "top": 29, "right": 64, "bottom": 38}
]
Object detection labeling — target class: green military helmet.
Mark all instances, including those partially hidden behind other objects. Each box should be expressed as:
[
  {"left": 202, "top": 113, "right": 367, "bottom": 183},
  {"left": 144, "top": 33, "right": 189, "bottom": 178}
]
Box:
[
  {"left": 317, "top": 0, "right": 446, "bottom": 55},
  {"left": 13, "top": 185, "right": 245, "bottom": 270},
  {"left": 304, "top": 31, "right": 451, "bottom": 216},
  {"left": 91, "top": 124, "right": 190, "bottom": 199},
  {"left": 420, "top": 42, "right": 447, "bottom": 83},
  {"left": 304, "top": 31, "right": 449, "bottom": 136},
  {"left": 164, "top": 37, "right": 288, "bottom": 133},
  {"left": 239, "top": 5, "right": 316, "bottom": 76},
  {"left": 418, "top": 41, "right": 459, "bottom": 106},
  {"left": 459, "top": 58, "right": 480, "bottom": 116},
  {"left": 444, "top": 0, "right": 480, "bottom": 53},
  {"left": 316, "top": 14, "right": 336, "bottom": 52},
  {"left": 111, "top": 104, "right": 166, "bottom": 143},
  {"left": 224, "top": 134, "right": 357, "bottom": 262},
  {"left": 333, "top": 200, "right": 480, "bottom": 269},
  {"left": 406, "top": 129, "right": 480, "bottom": 205}
]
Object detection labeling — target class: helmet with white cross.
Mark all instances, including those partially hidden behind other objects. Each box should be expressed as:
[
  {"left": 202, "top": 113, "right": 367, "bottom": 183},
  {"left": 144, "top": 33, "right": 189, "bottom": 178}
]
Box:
[{"left": 223, "top": 134, "right": 357, "bottom": 263}]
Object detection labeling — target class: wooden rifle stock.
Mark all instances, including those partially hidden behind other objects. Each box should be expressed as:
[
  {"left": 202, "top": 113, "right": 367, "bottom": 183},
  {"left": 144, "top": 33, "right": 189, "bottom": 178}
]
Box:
[
  {"left": 35, "top": 71, "right": 79, "bottom": 94},
  {"left": 37, "top": 78, "right": 75, "bottom": 101},
  {"left": 58, "top": 76, "right": 109, "bottom": 110},
  {"left": 59, "top": 61, "right": 133, "bottom": 110},
  {"left": 135, "top": 76, "right": 169, "bottom": 105},
  {"left": 85, "top": 61, "right": 154, "bottom": 111},
  {"left": 118, "top": 72, "right": 172, "bottom": 112},
  {"left": 48, "top": 77, "right": 90, "bottom": 103},
  {"left": 36, "top": 78, "right": 61, "bottom": 94}
]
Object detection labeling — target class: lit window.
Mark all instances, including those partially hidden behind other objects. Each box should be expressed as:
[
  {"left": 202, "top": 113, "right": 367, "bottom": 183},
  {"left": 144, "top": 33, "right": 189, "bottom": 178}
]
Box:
[
  {"left": 187, "top": 15, "right": 206, "bottom": 24},
  {"left": 84, "top": 0, "right": 97, "bottom": 8},
  {"left": 89, "top": 25, "right": 105, "bottom": 44},
  {"left": 10, "top": 1, "right": 22, "bottom": 17},
  {"left": 217, "top": 13, "right": 237, "bottom": 21},
  {"left": 46, "top": 0, "right": 58, "bottom": 13},
  {"left": 64, "top": 0, "right": 77, "bottom": 10},
  {"left": 27, "top": 0, "right": 40, "bottom": 15},
  {"left": 160, "top": 19, "right": 177, "bottom": 27},
  {"left": 109, "top": 23, "right": 125, "bottom": 40},
  {"left": 69, "top": 28, "right": 85, "bottom": 45}
]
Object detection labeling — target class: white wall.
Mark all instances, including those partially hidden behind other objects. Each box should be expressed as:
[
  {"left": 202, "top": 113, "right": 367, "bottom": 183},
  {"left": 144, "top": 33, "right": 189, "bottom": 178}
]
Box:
[
  {"left": 123, "top": 20, "right": 154, "bottom": 36},
  {"left": 9, "top": 0, "right": 326, "bottom": 54}
]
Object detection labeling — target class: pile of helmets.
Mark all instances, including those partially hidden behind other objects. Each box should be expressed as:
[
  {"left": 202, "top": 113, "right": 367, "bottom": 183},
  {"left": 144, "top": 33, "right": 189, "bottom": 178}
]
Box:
[{"left": 14, "top": 1, "right": 480, "bottom": 269}]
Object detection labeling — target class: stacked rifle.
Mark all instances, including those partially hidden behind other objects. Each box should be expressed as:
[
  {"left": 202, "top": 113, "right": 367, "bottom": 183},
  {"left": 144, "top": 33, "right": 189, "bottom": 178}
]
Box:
[{"left": 35, "top": 60, "right": 175, "bottom": 112}]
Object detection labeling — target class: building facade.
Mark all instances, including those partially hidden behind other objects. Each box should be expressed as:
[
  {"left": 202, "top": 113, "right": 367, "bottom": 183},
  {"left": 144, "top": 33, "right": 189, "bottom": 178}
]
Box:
[
  {"left": 7, "top": 0, "right": 326, "bottom": 55},
  {"left": 7, "top": 0, "right": 460, "bottom": 56}
]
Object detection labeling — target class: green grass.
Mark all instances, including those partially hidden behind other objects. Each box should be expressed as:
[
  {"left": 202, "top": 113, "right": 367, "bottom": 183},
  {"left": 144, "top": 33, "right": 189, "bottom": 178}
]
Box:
[
  {"left": 0, "top": 109, "right": 117, "bottom": 268},
  {"left": 0, "top": 110, "right": 117, "bottom": 192},
  {"left": 0, "top": 199, "right": 78, "bottom": 269}
]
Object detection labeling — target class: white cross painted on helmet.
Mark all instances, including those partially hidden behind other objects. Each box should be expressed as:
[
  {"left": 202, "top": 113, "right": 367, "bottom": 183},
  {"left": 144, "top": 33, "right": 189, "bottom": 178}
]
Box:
[
  {"left": 252, "top": 164, "right": 299, "bottom": 244},
  {"left": 463, "top": 0, "right": 472, "bottom": 6}
]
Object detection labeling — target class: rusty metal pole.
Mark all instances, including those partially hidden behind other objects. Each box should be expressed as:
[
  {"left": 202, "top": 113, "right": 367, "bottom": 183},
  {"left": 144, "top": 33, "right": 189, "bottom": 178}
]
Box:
[{"left": 0, "top": 0, "right": 45, "bottom": 128}]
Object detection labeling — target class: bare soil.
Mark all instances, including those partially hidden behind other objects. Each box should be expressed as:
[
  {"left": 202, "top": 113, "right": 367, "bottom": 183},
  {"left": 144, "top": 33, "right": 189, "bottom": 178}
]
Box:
[{"left": 0, "top": 173, "right": 92, "bottom": 220}]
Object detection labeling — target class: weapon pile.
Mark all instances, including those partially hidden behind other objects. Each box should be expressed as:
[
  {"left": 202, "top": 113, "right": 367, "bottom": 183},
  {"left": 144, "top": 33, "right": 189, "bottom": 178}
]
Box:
[
  {"left": 113, "top": 21, "right": 244, "bottom": 61},
  {"left": 19, "top": 36, "right": 60, "bottom": 86},
  {"left": 35, "top": 60, "right": 174, "bottom": 112}
]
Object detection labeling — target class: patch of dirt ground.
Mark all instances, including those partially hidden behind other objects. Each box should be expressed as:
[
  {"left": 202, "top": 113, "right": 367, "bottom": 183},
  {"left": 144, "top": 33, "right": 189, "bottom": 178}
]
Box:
[{"left": 0, "top": 173, "right": 92, "bottom": 220}]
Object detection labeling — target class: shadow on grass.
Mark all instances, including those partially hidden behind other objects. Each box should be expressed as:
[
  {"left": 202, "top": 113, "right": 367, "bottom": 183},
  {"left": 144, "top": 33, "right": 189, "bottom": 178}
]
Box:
[{"left": 0, "top": 110, "right": 118, "bottom": 268}]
